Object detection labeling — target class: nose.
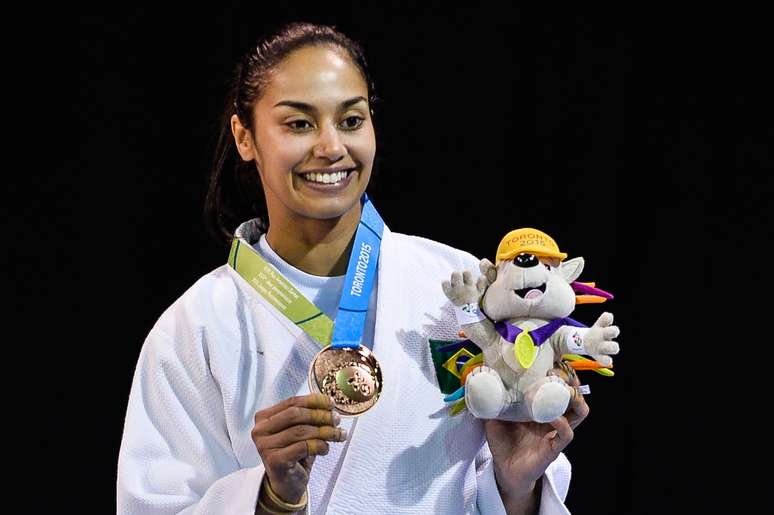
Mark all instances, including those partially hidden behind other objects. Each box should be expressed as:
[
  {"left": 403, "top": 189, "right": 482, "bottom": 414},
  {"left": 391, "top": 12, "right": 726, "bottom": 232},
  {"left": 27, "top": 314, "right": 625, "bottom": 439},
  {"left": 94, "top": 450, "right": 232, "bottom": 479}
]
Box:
[
  {"left": 514, "top": 253, "right": 539, "bottom": 268},
  {"left": 313, "top": 121, "right": 346, "bottom": 162}
]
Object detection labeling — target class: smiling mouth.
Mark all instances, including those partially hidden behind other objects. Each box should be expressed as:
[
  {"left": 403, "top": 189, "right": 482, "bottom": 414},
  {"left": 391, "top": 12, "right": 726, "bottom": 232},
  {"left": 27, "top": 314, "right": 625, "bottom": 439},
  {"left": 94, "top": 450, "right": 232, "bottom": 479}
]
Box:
[
  {"left": 299, "top": 168, "right": 357, "bottom": 185},
  {"left": 514, "top": 283, "right": 546, "bottom": 299}
]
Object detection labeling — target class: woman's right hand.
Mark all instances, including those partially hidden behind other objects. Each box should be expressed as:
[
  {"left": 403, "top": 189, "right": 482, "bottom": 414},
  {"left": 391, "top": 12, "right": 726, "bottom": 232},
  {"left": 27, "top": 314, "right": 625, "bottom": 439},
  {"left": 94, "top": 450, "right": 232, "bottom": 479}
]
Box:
[{"left": 251, "top": 393, "right": 347, "bottom": 505}]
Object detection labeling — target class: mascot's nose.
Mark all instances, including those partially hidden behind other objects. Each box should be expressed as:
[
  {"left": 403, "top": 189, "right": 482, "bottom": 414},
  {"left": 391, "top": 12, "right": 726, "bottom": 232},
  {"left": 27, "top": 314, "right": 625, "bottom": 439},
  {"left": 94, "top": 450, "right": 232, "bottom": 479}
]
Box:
[{"left": 514, "top": 253, "right": 540, "bottom": 268}]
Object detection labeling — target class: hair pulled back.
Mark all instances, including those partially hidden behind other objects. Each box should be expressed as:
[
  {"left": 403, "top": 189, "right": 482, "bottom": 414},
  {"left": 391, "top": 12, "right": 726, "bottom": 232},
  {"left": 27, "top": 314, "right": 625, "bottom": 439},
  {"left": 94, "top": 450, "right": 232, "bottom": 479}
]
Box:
[{"left": 204, "top": 22, "right": 379, "bottom": 246}]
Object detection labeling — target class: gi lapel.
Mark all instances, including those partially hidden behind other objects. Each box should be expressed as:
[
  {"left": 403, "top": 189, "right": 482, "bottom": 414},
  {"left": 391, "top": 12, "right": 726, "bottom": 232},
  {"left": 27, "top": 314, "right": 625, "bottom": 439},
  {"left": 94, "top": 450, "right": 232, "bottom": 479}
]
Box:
[{"left": 324, "top": 224, "right": 409, "bottom": 512}]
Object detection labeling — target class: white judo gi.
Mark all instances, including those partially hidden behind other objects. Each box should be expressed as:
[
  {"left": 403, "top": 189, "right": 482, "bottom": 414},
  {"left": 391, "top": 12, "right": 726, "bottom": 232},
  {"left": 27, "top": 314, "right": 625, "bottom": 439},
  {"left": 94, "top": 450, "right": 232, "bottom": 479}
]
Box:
[{"left": 117, "top": 220, "right": 572, "bottom": 514}]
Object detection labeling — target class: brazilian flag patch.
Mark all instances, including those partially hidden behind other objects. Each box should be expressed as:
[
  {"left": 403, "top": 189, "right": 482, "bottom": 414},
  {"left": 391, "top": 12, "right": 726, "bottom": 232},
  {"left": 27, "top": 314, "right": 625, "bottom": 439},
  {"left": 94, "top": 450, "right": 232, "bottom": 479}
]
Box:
[{"left": 429, "top": 338, "right": 483, "bottom": 394}]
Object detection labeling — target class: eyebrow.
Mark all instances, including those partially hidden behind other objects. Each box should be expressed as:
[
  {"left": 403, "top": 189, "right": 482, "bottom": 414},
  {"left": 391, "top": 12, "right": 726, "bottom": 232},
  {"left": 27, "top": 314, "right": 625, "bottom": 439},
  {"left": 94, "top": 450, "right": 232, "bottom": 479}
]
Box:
[{"left": 273, "top": 96, "right": 367, "bottom": 112}]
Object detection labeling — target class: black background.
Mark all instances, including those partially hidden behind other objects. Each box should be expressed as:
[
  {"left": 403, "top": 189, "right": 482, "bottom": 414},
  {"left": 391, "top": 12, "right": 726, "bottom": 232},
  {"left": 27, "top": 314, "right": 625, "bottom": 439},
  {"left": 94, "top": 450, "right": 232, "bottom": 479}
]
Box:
[{"left": 15, "top": 3, "right": 772, "bottom": 514}]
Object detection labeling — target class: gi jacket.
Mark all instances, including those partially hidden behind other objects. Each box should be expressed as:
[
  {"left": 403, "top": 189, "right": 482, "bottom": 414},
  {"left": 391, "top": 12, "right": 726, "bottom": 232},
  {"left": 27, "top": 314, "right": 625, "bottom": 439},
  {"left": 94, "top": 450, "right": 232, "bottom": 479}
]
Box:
[{"left": 117, "top": 222, "right": 572, "bottom": 514}]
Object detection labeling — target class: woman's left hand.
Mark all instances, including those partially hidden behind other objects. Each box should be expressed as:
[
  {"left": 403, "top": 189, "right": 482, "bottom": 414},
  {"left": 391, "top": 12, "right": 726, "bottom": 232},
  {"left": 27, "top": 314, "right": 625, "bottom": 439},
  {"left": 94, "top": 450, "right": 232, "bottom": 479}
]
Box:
[{"left": 484, "top": 365, "right": 590, "bottom": 500}]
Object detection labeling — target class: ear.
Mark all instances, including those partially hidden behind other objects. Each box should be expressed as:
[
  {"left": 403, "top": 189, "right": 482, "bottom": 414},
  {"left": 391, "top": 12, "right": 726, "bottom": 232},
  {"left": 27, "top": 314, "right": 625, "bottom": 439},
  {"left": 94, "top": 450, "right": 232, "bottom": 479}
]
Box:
[
  {"left": 559, "top": 257, "right": 584, "bottom": 283},
  {"left": 231, "top": 114, "right": 256, "bottom": 162}
]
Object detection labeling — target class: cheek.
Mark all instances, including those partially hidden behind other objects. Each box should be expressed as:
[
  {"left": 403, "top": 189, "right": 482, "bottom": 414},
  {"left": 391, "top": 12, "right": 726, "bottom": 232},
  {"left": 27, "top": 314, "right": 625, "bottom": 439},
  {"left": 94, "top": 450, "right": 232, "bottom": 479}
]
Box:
[
  {"left": 484, "top": 287, "right": 514, "bottom": 320},
  {"left": 365, "top": 131, "right": 377, "bottom": 161},
  {"left": 261, "top": 139, "right": 306, "bottom": 174},
  {"left": 351, "top": 127, "right": 377, "bottom": 161}
]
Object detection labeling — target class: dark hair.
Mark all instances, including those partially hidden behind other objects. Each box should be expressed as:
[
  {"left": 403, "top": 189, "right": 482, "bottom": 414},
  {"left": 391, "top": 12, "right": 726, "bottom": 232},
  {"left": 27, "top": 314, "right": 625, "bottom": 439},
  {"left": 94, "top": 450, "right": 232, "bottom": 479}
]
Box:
[{"left": 204, "top": 22, "right": 381, "bottom": 246}]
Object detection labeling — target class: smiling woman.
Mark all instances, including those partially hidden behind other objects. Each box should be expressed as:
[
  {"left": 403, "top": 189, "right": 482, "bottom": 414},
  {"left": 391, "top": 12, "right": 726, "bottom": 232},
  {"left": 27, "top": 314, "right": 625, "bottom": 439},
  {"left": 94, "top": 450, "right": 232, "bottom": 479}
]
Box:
[
  {"left": 117, "top": 21, "right": 580, "bottom": 515},
  {"left": 228, "top": 44, "right": 376, "bottom": 276},
  {"left": 206, "top": 25, "right": 379, "bottom": 247}
]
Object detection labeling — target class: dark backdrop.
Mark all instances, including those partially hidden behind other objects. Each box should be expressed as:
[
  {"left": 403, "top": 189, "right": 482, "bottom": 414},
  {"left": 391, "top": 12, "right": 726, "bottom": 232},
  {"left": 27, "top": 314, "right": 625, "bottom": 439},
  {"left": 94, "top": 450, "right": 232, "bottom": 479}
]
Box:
[{"left": 16, "top": 3, "right": 771, "bottom": 514}]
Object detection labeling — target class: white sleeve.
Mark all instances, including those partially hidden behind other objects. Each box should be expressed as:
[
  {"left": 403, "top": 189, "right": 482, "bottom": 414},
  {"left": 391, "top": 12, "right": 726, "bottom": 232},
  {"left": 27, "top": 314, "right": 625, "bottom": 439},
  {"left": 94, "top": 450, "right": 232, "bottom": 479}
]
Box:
[
  {"left": 117, "top": 326, "right": 264, "bottom": 515},
  {"left": 475, "top": 441, "right": 573, "bottom": 515}
]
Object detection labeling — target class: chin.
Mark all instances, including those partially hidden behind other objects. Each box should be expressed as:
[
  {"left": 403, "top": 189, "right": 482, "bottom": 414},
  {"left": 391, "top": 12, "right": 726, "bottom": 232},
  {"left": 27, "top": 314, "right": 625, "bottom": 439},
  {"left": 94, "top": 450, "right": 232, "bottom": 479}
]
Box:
[{"left": 299, "top": 196, "right": 362, "bottom": 221}]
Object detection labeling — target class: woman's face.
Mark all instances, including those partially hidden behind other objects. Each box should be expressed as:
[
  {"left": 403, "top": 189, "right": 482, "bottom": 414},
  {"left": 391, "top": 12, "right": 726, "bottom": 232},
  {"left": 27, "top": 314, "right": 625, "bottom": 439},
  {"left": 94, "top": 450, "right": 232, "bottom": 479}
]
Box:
[{"left": 233, "top": 45, "right": 376, "bottom": 224}]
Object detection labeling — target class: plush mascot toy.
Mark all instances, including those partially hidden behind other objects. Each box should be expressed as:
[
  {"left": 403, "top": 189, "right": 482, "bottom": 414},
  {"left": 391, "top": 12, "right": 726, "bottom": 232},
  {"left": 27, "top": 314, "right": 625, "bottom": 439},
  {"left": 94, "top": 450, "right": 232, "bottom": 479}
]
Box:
[{"left": 431, "top": 228, "right": 621, "bottom": 423}]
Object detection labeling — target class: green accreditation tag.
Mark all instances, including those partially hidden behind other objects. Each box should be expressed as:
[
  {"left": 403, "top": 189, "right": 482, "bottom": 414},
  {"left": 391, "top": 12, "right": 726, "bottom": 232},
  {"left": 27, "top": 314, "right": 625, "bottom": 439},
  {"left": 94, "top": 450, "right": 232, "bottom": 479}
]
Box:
[
  {"left": 228, "top": 239, "right": 333, "bottom": 347},
  {"left": 515, "top": 331, "right": 538, "bottom": 369}
]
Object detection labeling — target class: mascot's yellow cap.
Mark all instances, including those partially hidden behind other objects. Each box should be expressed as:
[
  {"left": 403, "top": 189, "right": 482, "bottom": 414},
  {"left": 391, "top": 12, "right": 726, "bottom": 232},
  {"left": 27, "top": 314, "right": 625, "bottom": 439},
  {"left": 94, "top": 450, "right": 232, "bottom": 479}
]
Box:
[{"left": 496, "top": 228, "right": 568, "bottom": 263}]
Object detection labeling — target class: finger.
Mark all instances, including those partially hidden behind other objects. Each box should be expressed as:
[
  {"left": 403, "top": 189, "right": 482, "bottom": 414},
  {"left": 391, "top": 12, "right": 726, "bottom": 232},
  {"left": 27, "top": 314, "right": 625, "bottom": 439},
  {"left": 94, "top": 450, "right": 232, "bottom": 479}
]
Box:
[
  {"left": 594, "top": 312, "right": 614, "bottom": 327},
  {"left": 269, "top": 439, "right": 330, "bottom": 466},
  {"left": 476, "top": 274, "right": 489, "bottom": 294},
  {"left": 263, "top": 424, "right": 348, "bottom": 450},
  {"left": 567, "top": 362, "right": 580, "bottom": 386},
  {"left": 597, "top": 341, "right": 620, "bottom": 355},
  {"left": 450, "top": 272, "right": 462, "bottom": 289},
  {"left": 546, "top": 366, "right": 570, "bottom": 383},
  {"left": 565, "top": 366, "right": 580, "bottom": 387},
  {"left": 603, "top": 325, "right": 620, "bottom": 340},
  {"left": 547, "top": 416, "right": 574, "bottom": 453},
  {"left": 548, "top": 362, "right": 578, "bottom": 386},
  {"left": 255, "top": 393, "right": 331, "bottom": 432},
  {"left": 479, "top": 258, "right": 496, "bottom": 283},
  {"left": 258, "top": 406, "right": 340, "bottom": 437},
  {"left": 547, "top": 366, "right": 568, "bottom": 383},
  {"left": 564, "top": 385, "right": 590, "bottom": 429},
  {"left": 254, "top": 394, "right": 332, "bottom": 425},
  {"left": 462, "top": 270, "right": 474, "bottom": 286}
]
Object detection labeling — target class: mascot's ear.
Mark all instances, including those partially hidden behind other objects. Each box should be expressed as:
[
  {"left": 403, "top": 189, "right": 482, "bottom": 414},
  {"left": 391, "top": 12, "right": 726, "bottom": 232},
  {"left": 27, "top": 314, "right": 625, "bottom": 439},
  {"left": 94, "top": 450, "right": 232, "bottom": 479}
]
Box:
[
  {"left": 559, "top": 257, "right": 585, "bottom": 283},
  {"left": 479, "top": 258, "right": 497, "bottom": 283}
]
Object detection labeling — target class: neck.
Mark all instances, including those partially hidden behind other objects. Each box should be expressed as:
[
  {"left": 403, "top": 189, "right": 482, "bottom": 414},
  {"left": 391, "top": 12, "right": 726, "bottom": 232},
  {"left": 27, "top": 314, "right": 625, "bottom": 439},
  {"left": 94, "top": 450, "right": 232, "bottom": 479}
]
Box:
[{"left": 265, "top": 204, "right": 362, "bottom": 277}]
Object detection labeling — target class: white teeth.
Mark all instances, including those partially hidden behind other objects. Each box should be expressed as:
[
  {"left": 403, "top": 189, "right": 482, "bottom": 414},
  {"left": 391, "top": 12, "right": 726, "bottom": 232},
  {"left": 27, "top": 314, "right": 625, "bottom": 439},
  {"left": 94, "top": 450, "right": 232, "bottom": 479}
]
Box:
[{"left": 303, "top": 170, "right": 350, "bottom": 184}]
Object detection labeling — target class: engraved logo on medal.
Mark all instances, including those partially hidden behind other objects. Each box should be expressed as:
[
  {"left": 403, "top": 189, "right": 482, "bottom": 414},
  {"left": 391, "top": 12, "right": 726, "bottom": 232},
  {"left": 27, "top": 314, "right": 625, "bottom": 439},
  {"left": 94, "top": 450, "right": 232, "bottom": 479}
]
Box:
[{"left": 309, "top": 346, "right": 382, "bottom": 417}]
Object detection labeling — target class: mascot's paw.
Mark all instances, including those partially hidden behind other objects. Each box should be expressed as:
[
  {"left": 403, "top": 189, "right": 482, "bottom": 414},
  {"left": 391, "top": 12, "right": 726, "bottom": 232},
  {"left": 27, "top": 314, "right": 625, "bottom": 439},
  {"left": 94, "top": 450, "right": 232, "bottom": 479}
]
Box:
[
  {"left": 529, "top": 376, "right": 571, "bottom": 423},
  {"left": 464, "top": 366, "right": 506, "bottom": 419},
  {"left": 585, "top": 311, "right": 620, "bottom": 367},
  {"left": 442, "top": 270, "right": 481, "bottom": 306}
]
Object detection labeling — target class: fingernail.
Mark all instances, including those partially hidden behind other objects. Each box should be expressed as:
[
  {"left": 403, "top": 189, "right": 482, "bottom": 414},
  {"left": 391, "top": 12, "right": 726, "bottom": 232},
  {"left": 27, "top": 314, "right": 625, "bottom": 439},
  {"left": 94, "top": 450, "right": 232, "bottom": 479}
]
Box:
[
  {"left": 339, "top": 428, "right": 348, "bottom": 441},
  {"left": 332, "top": 411, "right": 341, "bottom": 426},
  {"left": 547, "top": 430, "right": 558, "bottom": 439}
]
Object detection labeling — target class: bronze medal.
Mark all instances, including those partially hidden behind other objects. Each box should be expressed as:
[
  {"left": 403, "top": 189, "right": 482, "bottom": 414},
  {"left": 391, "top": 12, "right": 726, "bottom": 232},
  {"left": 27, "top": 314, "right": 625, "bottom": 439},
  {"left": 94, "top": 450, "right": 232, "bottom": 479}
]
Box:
[{"left": 308, "top": 345, "right": 383, "bottom": 416}]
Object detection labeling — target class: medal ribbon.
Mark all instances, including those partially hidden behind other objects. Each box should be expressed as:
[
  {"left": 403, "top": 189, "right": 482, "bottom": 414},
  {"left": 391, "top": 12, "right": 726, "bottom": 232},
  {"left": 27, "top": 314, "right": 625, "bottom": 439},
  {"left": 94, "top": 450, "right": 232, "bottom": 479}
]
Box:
[
  {"left": 227, "top": 193, "right": 383, "bottom": 349},
  {"left": 494, "top": 317, "right": 587, "bottom": 345}
]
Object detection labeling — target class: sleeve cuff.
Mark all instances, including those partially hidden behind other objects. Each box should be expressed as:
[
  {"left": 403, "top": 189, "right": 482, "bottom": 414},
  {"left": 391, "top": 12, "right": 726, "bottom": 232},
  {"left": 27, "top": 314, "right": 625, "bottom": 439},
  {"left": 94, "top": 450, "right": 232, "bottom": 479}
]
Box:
[
  {"left": 475, "top": 455, "right": 508, "bottom": 515},
  {"left": 476, "top": 453, "right": 572, "bottom": 515},
  {"left": 188, "top": 462, "right": 266, "bottom": 515},
  {"left": 539, "top": 452, "right": 572, "bottom": 515}
]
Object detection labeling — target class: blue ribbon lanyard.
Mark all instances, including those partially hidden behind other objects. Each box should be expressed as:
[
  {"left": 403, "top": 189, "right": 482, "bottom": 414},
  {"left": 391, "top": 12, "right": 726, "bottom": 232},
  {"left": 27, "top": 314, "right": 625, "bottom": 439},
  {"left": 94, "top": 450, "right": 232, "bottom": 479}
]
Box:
[{"left": 331, "top": 193, "right": 384, "bottom": 349}]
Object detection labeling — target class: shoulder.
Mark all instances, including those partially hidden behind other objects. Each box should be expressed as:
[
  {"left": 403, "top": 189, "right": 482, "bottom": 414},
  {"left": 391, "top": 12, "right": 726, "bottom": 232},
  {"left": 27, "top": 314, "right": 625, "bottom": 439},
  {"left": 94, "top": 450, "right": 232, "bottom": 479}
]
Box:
[
  {"left": 386, "top": 228, "right": 481, "bottom": 274},
  {"left": 134, "top": 263, "right": 256, "bottom": 386},
  {"left": 150, "top": 264, "right": 244, "bottom": 344}
]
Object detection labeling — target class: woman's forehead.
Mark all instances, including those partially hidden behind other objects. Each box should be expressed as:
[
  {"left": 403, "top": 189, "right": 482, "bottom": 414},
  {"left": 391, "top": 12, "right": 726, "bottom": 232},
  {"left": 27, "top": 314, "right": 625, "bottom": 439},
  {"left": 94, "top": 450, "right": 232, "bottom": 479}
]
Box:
[{"left": 261, "top": 46, "right": 367, "bottom": 107}]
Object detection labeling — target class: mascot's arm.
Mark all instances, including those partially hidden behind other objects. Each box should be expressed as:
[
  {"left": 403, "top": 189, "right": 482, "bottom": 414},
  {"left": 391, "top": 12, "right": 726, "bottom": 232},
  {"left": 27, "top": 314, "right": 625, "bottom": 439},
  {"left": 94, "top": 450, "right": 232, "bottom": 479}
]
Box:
[
  {"left": 551, "top": 312, "right": 620, "bottom": 367},
  {"left": 441, "top": 270, "right": 500, "bottom": 352},
  {"left": 459, "top": 318, "right": 500, "bottom": 355}
]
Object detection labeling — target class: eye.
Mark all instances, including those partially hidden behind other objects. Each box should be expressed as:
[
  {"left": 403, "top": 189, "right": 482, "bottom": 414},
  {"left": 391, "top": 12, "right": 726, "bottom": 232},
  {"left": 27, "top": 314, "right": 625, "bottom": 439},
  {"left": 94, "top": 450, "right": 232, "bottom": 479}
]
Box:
[
  {"left": 340, "top": 115, "right": 365, "bottom": 130},
  {"left": 287, "top": 119, "right": 313, "bottom": 131},
  {"left": 544, "top": 264, "right": 551, "bottom": 270}
]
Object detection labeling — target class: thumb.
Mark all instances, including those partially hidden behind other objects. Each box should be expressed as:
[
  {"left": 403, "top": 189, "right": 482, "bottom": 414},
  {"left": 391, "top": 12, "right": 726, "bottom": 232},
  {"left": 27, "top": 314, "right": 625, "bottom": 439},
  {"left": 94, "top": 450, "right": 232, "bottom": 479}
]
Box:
[
  {"left": 301, "top": 455, "right": 317, "bottom": 474},
  {"left": 479, "top": 258, "right": 497, "bottom": 283},
  {"left": 594, "top": 311, "right": 614, "bottom": 328}
]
